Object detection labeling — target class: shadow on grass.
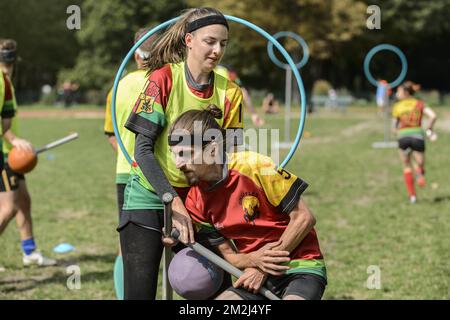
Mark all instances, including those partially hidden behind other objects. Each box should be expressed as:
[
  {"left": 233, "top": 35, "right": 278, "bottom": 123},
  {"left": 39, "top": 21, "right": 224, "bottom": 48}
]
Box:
[
  {"left": 0, "top": 253, "right": 115, "bottom": 294},
  {"left": 0, "top": 270, "right": 112, "bottom": 294},
  {"left": 56, "top": 252, "right": 116, "bottom": 266},
  {"left": 432, "top": 195, "right": 450, "bottom": 203}
]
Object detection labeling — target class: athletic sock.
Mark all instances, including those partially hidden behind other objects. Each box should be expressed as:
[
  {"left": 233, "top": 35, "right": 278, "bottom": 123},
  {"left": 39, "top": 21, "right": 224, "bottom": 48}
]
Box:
[
  {"left": 416, "top": 166, "right": 425, "bottom": 176},
  {"left": 416, "top": 167, "right": 426, "bottom": 186},
  {"left": 403, "top": 169, "right": 416, "bottom": 197},
  {"left": 114, "top": 255, "right": 124, "bottom": 300},
  {"left": 21, "top": 238, "right": 36, "bottom": 255}
]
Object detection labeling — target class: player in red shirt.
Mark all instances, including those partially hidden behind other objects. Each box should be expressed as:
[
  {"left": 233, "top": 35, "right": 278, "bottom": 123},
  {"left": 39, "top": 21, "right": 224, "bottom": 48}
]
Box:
[
  {"left": 167, "top": 105, "right": 327, "bottom": 300},
  {"left": 392, "top": 81, "right": 437, "bottom": 203}
]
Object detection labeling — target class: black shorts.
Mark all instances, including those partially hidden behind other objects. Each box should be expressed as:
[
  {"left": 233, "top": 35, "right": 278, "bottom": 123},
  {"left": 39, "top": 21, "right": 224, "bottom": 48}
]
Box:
[
  {"left": 228, "top": 273, "right": 327, "bottom": 300},
  {"left": 398, "top": 136, "right": 425, "bottom": 152},
  {"left": 0, "top": 162, "right": 22, "bottom": 192},
  {"left": 117, "top": 208, "right": 164, "bottom": 233}
]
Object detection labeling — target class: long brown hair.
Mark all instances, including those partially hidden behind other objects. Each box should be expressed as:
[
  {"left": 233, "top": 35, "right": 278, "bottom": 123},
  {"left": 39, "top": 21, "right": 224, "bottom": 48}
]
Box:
[
  {"left": 144, "top": 7, "right": 226, "bottom": 73},
  {"left": 400, "top": 81, "right": 421, "bottom": 96},
  {"left": 0, "top": 39, "right": 17, "bottom": 64},
  {"left": 170, "top": 104, "right": 223, "bottom": 142}
]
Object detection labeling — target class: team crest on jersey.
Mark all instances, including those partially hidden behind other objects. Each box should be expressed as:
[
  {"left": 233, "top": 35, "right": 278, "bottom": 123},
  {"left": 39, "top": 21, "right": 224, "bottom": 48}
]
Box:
[
  {"left": 239, "top": 192, "right": 260, "bottom": 224},
  {"left": 133, "top": 81, "right": 159, "bottom": 114}
]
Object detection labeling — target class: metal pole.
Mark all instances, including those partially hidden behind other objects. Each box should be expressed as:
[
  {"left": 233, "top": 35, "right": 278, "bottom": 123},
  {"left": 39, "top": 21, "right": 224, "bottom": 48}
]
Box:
[
  {"left": 384, "top": 100, "right": 390, "bottom": 142},
  {"left": 162, "top": 193, "right": 174, "bottom": 300},
  {"left": 285, "top": 68, "right": 292, "bottom": 144},
  {"left": 35, "top": 133, "right": 79, "bottom": 154}
]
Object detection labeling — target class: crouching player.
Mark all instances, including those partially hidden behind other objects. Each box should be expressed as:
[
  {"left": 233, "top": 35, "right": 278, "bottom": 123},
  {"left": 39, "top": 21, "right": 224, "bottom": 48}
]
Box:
[{"left": 167, "top": 105, "right": 327, "bottom": 300}]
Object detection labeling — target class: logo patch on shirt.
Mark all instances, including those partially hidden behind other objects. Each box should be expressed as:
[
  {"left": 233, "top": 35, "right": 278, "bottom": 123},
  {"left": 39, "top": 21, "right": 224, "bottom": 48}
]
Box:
[
  {"left": 133, "top": 81, "right": 159, "bottom": 114},
  {"left": 239, "top": 192, "right": 260, "bottom": 224}
]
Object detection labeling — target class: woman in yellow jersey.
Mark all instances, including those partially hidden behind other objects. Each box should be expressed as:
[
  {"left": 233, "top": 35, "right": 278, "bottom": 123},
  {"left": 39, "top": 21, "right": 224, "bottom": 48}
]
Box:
[
  {"left": 120, "top": 7, "right": 244, "bottom": 299},
  {"left": 392, "top": 81, "right": 437, "bottom": 203},
  {"left": 104, "top": 28, "right": 156, "bottom": 300}
]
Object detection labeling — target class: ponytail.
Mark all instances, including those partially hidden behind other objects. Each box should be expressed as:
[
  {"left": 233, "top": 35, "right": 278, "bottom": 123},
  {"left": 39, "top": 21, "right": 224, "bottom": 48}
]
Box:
[
  {"left": 401, "top": 81, "right": 421, "bottom": 96},
  {"left": 144, "top": 7, "right": 227, "bottom": 73}
]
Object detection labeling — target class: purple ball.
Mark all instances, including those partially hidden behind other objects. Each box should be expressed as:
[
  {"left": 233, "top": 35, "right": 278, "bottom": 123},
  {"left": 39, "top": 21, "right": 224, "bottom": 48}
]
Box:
[{"left": 168, "top": 248, "right": 224, "bottom": 300}]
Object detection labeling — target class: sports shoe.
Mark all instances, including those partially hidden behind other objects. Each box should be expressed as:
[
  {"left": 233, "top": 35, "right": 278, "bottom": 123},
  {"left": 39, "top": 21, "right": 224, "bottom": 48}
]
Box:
[
  {"left": 23, "top": 251, "right": 57, "bottom": 267},
  {"left": 409, "top": 196, "right": 417, "bottom": 204},
  {"left": 417, "top": 175, "right": 426, "bottom": 187}
]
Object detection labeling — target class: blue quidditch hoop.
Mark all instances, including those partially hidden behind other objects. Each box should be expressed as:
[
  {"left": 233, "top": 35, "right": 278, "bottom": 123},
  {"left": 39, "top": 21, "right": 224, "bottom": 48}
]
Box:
[
  {"left": 112, "top": 15, "right": 307, "bottom": 169},
  {"left": 267, "top": 31, "right": 309, "bottom": 69},
  {"left": 364, "top": 44, "right": 407, "bottom": 88}
]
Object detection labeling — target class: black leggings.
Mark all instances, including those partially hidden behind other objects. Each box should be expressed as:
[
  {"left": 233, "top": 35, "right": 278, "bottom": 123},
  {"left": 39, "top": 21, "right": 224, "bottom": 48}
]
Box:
[
  {"left": 119, "top": 221, "right": 232, "bottom": 300},
  {"left": 120, "top": 222, "right": 163, "bottom": 300}
]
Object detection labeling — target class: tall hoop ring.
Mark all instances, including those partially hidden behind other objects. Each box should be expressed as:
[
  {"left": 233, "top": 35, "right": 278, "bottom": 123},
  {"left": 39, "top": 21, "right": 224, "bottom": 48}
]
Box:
[
  {"left": 112, "top": 15, "right": 307, "bottom": 169},
  {"left": 267, "top": 31, "right": 309, "bottom": 69},
  {"left": 364, "top": 44, "right": 407, "bottom": 88}
]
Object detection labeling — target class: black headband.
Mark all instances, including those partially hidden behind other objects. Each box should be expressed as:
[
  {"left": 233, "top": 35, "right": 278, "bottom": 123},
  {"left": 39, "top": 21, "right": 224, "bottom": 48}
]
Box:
[
  {"left": 186, "top": 15, "right": 229, "bottom": 34},
  {"left": 0, "top": 49, "right": 17, "bottom": 63}
]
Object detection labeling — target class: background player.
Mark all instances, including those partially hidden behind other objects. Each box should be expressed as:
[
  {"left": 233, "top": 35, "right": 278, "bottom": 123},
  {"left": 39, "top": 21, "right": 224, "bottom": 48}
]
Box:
[
  {"left": 104, "top": 28, "right": 156, "bottom": 299},
  {"left": 0, "top": 38, "right": 56, "bottom": 266},
  {"left": 392, "top": 80, "right": 437, "bottom": 203}
]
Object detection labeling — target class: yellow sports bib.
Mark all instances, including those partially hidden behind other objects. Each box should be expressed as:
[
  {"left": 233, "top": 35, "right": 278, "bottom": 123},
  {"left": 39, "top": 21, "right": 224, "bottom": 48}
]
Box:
[
  {"left": 0, "top": 72, "right": 18, "bottom": 154},
  {"left": 106, "top": 70, "right": 147, "bottom": 182},
  {"left": 152, "top": 62, "right": 228, "bottom": 188}
]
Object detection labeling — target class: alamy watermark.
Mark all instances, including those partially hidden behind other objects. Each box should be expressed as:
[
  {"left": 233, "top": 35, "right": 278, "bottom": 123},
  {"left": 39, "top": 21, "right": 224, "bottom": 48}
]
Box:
[
  {"left": 66, "top": 5, "right": 81, "bottom": 30},
  {"left": 170, "top": 122, "right": 281, "bottom": 174},
  {"left": 66, "top": 265, "right": 81, "bottom": 290},
  {"left": 366, "top": 265, "right": 381, "bottom": 289},
  {"left": 366, "top": 5, "right": 381, "bottom": 30}
]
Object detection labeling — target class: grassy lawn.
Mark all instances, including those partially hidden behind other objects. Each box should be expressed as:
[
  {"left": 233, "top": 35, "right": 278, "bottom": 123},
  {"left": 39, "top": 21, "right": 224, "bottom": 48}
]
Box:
[{"left": 0, "top": 105, "right": 448, "bottom": 299}]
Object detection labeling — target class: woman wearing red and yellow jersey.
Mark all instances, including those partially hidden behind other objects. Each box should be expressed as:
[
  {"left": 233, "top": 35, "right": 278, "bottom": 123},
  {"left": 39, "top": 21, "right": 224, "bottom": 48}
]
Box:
[
  {"left": 120, "top": 7, "right": 244, "bottom": 299},
  {"left": 392, "top": 81, "right": 437, "bottom": 203}
]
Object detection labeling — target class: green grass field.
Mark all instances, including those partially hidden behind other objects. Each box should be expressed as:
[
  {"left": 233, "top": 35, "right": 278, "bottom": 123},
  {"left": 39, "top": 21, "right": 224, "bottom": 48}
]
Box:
[{"left": 0, "top": 106, "right": 449, "bottom": 300}]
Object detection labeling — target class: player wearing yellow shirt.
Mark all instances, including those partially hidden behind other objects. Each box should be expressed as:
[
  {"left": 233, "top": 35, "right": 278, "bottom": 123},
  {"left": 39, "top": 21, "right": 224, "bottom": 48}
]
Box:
[
  {"left": 103, "top": 28, "right": 156, "bottom": 299},
  {"left": 392, "top": 81, "right": 437, "bottom": 203},
  {"left": 119, "top": 8, "right": 245, "bottom": 299}
]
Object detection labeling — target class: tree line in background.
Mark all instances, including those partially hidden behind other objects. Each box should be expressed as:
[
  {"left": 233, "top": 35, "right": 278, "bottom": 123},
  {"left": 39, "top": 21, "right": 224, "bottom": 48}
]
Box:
[{"left": 1, "top": 0, "right": 449, "bottom": 105}]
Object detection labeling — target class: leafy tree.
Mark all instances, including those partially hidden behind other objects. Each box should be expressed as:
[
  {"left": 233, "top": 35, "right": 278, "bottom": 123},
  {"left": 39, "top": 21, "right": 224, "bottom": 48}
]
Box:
[
  {"left": 63, "top": 0, "right": 186, "bottom": 99},
  {"left": 0, "top": 0, "right": 81, "bottom": 101}
]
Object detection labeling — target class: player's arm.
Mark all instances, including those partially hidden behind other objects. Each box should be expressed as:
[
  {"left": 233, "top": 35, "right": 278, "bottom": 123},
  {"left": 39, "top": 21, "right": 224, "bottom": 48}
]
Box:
[
  {"left": 2, "top": 117, "right": 33, "bottom": 153},
  {"left": 2, "top": 117, "right": 33, "bottom": 152},
  {"left": 257, "top": 162, "right": 314, "bottom": 254},
  {"left": 270, "top": 198, "right": 316, "bottom": 253},
  {"left": 238, "top": 156, "right": 311, "bottom": 271},
  {"left": 213, "top": 239, "right": 271, "bottom": 293},
  {"left": 216, "top": 240, "right": 290, "bottom": 276},
  {"left": 104, "top": 89, "right": 118, "bottom": 151},
  {"left": 423, "top": 106, "right": 437, "bottom": 132},
  {"left": 106, "top": 135, "right": 117, "bottom": 151},
  {"left": 186, "top": 188, "right": 290, "bottom": 275},
  {"left": 125, "top": 68, "right": 194, "bottom": 244},
  {"left": 1, "top": 76, "right": 32, "bottom": 152},
  {"left": 220, "top": 202, "right": 315, "bottom": 276},
  {"left": 391, "top": 104, "right": 400, "bottom": 132}
]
